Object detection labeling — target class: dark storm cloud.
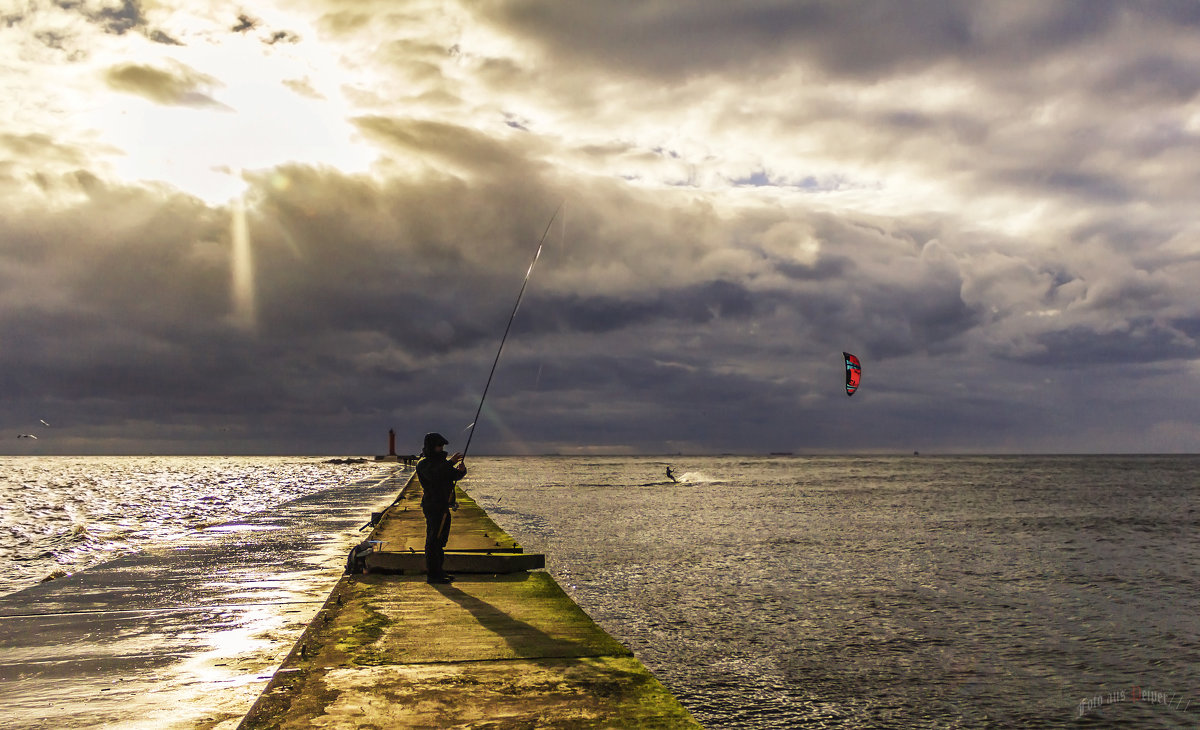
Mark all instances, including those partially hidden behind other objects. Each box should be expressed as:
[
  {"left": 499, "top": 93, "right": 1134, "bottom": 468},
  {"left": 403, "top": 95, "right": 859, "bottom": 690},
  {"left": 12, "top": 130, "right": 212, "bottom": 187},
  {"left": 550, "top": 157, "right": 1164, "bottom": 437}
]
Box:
[
  {"left": 228, "top": 13, "right": 301, "bottom": 45},
  {"left": 515, "top": 240, "right": 977, "bottom": 363},
  {"left": 476, "top": 0, "right": 965, "bottom": 80},
  {"left": 1092, "top": 54, "right": 1200, "bottom": 104},
  {"left": 990, "top": 167, "right": 1133, "bottom": 205},
  {"left": 0, "top": 157, "right": 944, "bottom": 453},
  {"left": 0, "top": 181, "right": 227, "bottom": 422},
  {"left": 34, "top": 29, "right": 70, "bottom": 51},
  {"left": 469, "top": 0, "right": 1162, "bottom": 82},
  {"left": 0, "top": 155, "right": 1191, "bottom": 455},
  {"left": 55, "top": 0, "right": 146, "bottom": 35},
  {"left": 9, "top": 0, "right": 1200, "bottom": 454},
  {"left": 0, "top": 179, "right": 228, "bottom": 332},
  {"left": 92, "top": 0, "right": 143, "bottom": 34},
  {"left": 474, "top": 347, "right": 813, "bottom": 450},
  {"left": 104, "top": 62, "right": 228, "bottom": 108},
  {"left": 148, "top": 29, "right": 184, "bottom": 46},
  {"left": 475, "top": 0, "right": 1200, "bottom": 91},
  {"left": 1010, "top": 320, "right": 1200, "bottom": 367},
  {"left": 773, "top": 255, "right": 851, "bottom": 282},
  {"left": 266, "top": 30, "right": 301, "bottom": 45},
  {"left": 0, "top": 172, "right": 453, "bottom": 451},
  {"left": 232, "top": 13, "right": 260, "bottom": 33},
  {"left": 15, "top": 0, "right": 178, "bottom": 56},
  {"left": 523, "top": 280, "right": 757, "bottom": 335}
]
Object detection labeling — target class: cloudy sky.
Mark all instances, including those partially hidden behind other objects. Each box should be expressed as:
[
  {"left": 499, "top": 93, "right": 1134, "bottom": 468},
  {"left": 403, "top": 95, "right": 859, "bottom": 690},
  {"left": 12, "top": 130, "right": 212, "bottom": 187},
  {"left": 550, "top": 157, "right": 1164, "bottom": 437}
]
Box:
[{"left": 4, "top": 0, "right": 1200, "bottom": 455}]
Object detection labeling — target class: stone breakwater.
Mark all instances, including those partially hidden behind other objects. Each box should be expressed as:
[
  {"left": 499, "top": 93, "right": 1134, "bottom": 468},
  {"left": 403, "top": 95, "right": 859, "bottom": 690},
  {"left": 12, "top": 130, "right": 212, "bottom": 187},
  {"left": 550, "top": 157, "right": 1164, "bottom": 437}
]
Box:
[{"left": 238, "top": 472, "right": 701, "bottom": 729}]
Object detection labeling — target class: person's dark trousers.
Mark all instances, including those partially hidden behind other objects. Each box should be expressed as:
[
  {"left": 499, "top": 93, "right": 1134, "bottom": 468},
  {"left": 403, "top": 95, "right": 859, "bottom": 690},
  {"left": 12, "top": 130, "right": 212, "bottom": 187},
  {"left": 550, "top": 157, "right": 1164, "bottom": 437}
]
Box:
[{"left": 423, "top": 504, "right": 452, "bottom": 579}]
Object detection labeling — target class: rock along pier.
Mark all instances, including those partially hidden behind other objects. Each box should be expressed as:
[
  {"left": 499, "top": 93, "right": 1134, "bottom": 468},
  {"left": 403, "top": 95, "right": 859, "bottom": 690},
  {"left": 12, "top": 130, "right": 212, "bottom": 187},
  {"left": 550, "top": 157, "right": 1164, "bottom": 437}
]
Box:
[{"left": 238, "top": 470, "right": 701, "bottom": 729}]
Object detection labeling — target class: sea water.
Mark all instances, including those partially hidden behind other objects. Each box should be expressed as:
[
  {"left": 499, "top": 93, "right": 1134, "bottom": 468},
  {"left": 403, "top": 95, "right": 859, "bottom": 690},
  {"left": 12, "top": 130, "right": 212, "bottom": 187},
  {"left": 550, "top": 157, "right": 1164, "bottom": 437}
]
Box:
[
  {"left": 1, "top": 454, "right": 1197, "bottom": 727},
  {"left": 467, "top": 455, "right": 1200, "bottom": 728},
  {"left": 0, "top": 456, "right": 382, "bottom": 598}
]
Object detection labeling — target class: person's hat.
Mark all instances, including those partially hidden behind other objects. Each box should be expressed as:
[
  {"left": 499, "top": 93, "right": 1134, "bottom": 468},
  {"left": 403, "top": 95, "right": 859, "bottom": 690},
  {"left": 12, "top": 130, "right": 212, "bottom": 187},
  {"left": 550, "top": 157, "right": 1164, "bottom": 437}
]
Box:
[{"left": 423, "top": 432, "right": 449, "bottom": 450}]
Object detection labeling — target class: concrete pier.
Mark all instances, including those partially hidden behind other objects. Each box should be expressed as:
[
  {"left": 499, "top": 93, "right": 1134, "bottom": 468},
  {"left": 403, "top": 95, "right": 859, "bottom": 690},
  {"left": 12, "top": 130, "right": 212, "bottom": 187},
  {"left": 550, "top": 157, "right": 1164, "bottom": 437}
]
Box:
[{"left": 239, "top": 472, "right": 701, "bottom": 729}]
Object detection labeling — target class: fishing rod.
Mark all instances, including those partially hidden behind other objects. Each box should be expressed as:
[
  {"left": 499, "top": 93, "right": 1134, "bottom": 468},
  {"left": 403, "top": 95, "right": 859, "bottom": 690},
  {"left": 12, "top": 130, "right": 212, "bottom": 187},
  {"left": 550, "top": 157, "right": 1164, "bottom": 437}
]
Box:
[{"left": 462, "top": 202, "right": 564, "bottom": 458}]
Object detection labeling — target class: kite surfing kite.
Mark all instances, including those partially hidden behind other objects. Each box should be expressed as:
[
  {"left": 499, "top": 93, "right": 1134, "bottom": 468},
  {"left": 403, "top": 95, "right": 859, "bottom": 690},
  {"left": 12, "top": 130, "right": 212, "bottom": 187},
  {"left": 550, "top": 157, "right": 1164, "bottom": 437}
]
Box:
[{"left": 843, "top": 352, "right": 861, "bottom": 396}]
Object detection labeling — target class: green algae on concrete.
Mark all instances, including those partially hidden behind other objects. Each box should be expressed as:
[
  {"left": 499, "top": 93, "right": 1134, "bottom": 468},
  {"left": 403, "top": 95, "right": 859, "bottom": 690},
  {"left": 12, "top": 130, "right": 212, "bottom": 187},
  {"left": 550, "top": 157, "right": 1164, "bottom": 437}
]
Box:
[
  {"left": 238, "top": 481, "right": 702, "bottom": 729},
  {"left": 341, "top": 572, "right": 630, "bottom": 664},
  {"left": 239, "top": 573, "right": 701, "bottom": 729},
  {"left": 293, "top": 655, "right": 692, "bottom": 729}
]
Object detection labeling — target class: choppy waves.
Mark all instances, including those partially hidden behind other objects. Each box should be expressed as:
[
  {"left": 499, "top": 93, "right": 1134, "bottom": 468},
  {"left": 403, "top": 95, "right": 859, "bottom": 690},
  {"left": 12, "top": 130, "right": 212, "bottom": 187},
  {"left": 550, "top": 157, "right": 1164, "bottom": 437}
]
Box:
[
  {"left": 0, "top": 456, "right": 384, "bottom": 596},
  {"left": 467, "top": 454, "right": 1200, "bottom": 728}
]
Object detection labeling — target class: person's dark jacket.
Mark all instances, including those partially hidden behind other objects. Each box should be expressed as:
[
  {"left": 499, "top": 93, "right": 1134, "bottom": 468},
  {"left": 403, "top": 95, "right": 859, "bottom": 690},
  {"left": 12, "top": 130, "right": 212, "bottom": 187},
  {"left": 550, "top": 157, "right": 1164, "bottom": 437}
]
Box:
[{"left": 416, "top": 453, "right": 464, "bottom": 510}]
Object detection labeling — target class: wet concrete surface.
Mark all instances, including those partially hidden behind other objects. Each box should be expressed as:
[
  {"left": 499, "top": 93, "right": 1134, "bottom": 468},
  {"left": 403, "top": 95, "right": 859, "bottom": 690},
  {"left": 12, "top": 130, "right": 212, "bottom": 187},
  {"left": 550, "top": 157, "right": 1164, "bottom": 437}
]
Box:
[
  {"left": 241, "top": 573, "right": 701, "bottom": 729},
  {"left": 0, "top": 466, "right": 408, "bottom": 730},
  {"left": 239, "top": 476, "right": 701, "bottom": 729}
]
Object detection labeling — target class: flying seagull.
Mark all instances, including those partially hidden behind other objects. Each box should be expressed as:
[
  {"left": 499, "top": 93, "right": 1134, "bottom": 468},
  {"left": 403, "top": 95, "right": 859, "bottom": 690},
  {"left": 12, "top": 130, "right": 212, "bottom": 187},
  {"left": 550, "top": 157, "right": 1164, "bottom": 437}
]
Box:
[
  {"left": 39, "top": 420, "right": 50, "bottom": 427},
  {"left": 17, "top": 434, "right": 37, "bottom": 439}
]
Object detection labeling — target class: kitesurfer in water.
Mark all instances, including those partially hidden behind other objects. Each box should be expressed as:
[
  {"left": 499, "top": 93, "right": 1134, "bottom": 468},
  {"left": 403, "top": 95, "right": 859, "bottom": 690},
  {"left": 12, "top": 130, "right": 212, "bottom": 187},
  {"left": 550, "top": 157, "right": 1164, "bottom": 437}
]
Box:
[
  {"left": 666, "top": 466, "right": 677, "bottom": 483},
  {"left": 416, "top": 432, "right": 466, "bottom": 584}
]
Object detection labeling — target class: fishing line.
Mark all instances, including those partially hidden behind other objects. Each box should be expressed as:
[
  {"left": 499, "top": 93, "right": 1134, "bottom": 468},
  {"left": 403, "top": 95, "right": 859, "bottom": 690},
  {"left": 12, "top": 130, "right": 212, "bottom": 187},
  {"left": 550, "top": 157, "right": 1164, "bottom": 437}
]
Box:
[{"left": 463, "top": 202, "right": 564, "bottom": 458}]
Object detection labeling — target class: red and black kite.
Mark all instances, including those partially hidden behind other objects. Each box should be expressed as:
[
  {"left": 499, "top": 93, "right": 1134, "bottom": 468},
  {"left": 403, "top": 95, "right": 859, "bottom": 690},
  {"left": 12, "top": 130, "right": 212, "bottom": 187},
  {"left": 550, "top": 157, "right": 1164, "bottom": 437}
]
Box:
[{"left": 843, "top": 352, "right": 861, "bottom": 396}]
